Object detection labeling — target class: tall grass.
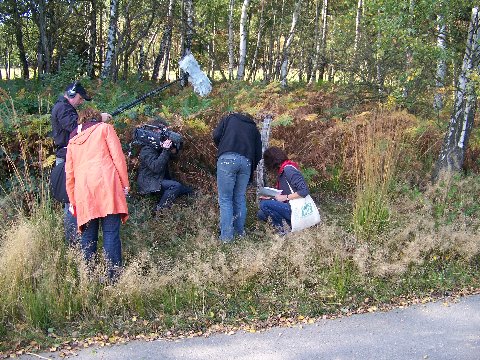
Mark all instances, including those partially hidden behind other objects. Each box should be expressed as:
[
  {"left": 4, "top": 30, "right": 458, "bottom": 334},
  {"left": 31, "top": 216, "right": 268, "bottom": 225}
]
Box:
[{"left": 351, "top": 111, "right": 410, "bottom": 240}]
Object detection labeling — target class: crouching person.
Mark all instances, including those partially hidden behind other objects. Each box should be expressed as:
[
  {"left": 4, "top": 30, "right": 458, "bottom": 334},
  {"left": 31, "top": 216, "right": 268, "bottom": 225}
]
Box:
[
  {"left": 65, "top": 108, "right": 129, "bottom": 281},
  {"left": 137, "top": 118, "right": 193, "bottom": 216}
]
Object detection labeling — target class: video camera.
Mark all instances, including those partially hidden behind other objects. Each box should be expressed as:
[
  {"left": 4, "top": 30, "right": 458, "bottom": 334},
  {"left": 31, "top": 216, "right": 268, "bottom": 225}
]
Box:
[{"left": 132, "top": 124, "right": 184, "bottom": 152}]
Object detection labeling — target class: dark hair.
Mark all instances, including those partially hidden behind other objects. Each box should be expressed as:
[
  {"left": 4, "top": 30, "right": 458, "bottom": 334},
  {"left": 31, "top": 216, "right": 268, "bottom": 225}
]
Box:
[
  {"left": 148, "top": 116, "right": 169, "bottom": 128},
  {"left": 263, "top": 146, "right": 288, "bottom": 171}
]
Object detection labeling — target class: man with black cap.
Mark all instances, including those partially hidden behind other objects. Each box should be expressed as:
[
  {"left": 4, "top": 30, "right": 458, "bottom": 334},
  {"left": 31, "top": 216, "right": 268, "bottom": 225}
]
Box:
[
  {"left": 50, "top": 81, "right": 112, "bottom": 243},
  {"left": 51, "top": 81, "right": 112, "bottom": 164}
]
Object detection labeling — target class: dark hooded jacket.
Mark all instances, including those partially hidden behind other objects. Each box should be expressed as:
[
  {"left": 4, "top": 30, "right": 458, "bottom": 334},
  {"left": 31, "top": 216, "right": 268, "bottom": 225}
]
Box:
[
  {"left": 137, "top": 145, "right": 174, "bottom": 194},
  {"left": 212, "top": 113, "right": 262, "bottom": 181},
  {"left": 51, "top": 96, "right": 78, "bottom": 159}
]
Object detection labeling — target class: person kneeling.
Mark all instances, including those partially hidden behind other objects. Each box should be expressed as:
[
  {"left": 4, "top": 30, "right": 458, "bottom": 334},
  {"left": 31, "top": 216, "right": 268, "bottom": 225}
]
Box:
[
  {"left": 137, "top": 119, "right": 193, "bottom": 215},
  {"left": 258, "top": 146, "right": 310, "bottom": 235}
]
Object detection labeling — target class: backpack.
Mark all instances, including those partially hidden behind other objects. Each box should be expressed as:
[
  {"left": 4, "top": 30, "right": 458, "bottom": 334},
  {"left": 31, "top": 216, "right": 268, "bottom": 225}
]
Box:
[{"left": 49, "top": 161, "right": 69, "bottom": 203}]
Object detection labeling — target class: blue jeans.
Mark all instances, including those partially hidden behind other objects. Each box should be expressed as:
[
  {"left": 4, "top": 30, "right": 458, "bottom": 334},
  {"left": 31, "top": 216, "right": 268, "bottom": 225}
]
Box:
[
  {"left": 217, "top": 152, "right": 251, "bottom": 242},
  {"left": 57, "top": 157, "right": 78, "bottom": 244},
  {"left": 156, "top": 179, "right": 193, "bottom": 211},
  {"left": 258, "top": 199, "right": 292, "bottom": 233},
  {"left": 81, "top": 214, "right": 122, "bottom": 280}
]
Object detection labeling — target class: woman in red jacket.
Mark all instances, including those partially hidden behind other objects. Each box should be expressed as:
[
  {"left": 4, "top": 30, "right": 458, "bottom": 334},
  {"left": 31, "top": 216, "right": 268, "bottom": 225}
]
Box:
[{"left": 65, "top": 108, "right": 129, "bottom": 280}]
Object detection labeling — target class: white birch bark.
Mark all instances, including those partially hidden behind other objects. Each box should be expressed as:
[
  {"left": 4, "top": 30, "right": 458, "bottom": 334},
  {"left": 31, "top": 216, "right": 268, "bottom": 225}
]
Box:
[
  {"left": 308, "top": 0, "right": 321, "bottom": 84},
  {"left": 237, "top": 0, "right": 251, "bottom": 80},
  {"left": 433, "top": 7, "right": 480, "bottom": 181},
  {"left": 228, "top": 0, "right": 235, "bottom": 80},
  {"left": 433, "top": 13, "right": 447, "bottom": 112},
  {"left": 101, "top": 0, "right": 120, "bottom": 79},
  {"left": 256, "top": 114, "right": 273, "bottom": 190},
  {"left": 247, "top": 0, "right": 266, "bottom": 82},
  {"left": 280, "top": 0, "right": 302, "bottom": 88},
  {"left": 353, "top": 0, "right": 363, "bottom": 64}
]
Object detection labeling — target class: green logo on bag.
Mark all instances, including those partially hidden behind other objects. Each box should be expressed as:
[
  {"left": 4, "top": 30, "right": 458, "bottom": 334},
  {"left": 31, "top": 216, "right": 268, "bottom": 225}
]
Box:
[{"left": 301, "top": 203, "right": 313, "bottom": 217}]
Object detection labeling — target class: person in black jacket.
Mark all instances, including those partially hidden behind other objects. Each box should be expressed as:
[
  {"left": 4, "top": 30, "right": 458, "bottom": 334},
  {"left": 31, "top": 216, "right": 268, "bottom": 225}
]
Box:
[
  {"left": 213, "top": 112, "right": 262, "bottom": 243},
  {"left": 137, "top": 119, "right": 193, "bottom": 215},
  {"left": 50, "top": 81, "right": 112, "bottom": 244}
]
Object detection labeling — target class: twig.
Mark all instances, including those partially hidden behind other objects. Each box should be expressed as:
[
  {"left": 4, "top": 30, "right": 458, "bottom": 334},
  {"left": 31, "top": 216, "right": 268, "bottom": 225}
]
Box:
[{"left": 26, "top": 353, "right": 53, "bottom": 360}]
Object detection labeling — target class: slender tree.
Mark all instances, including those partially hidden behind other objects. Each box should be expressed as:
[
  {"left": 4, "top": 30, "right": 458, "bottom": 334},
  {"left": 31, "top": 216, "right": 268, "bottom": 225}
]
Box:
[
  {"left": 228, "top": 0, "right": 235, "bottom": 80},
  {"left": 280, "top": 0, "right": 302, "bottom": 88},
  {"left": 433, "top": 12, "right": 447, "bottom": 112},
  {"left": 102, "top": 0, "right": 120, "bottom": 79},
  {"left": 237, "top": 0, "right": 251, "bottom": 80},
  {"left": 432, "top": 6, "right": 479, "bottom": 182},
  {"left": 7, "top": 0, "right": 29, "bottom": 79}
]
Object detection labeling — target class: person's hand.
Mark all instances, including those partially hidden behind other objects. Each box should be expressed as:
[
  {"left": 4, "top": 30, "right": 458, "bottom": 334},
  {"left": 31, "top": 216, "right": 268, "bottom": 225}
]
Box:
[
  {"left": 275, "top": 194, "right": 289, "bottom": 202},
  {"left": 101, "top": 112, "right": 113, "bottom": 122},
  {"left": 162, "top": 139, "right": 173, "bottom": 149},
  {"left": 123, "top": 187, "right": 129, "bottom": 196},
  {"left": 69, "top": 204, "right": 76, "bottom": 216}
]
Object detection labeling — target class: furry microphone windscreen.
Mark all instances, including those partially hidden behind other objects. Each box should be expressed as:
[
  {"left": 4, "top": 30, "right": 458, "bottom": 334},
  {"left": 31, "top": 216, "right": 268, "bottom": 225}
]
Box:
[{"left": 178, "top": 54, "right": 212, "bottom": 97}]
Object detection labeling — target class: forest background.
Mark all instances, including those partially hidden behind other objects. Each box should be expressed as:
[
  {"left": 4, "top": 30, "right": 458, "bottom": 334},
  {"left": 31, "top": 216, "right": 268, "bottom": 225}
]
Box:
[{"left": 0, "top": 0, "right": 480, "bottom": 356}]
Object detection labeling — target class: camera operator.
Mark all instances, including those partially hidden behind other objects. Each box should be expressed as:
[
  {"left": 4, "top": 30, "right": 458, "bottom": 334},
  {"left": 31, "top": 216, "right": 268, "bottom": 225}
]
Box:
[{"left": 137, "top": 119, "right": 193, "bottom": 216}]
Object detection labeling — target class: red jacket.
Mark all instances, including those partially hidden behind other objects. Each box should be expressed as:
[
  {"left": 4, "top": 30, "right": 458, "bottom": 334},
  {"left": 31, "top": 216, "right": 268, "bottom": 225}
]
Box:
[{"left": 66, "top": 123, "right": 129, "bottom": 231}]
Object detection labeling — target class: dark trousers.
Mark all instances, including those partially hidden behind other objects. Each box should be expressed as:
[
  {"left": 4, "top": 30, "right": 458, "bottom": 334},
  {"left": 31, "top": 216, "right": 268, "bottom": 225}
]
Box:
[
  {"left": 155, "top": 179, "right": 193, "bottom": 211},
  {"left": 81, "top": 214, "right": 122, "bottom": 280}
]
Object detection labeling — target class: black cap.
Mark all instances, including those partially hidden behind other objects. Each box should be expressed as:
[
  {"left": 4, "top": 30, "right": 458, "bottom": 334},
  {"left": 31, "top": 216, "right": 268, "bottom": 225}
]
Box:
[{"left": 65, "top": 82, "right": 92, "bottom": 101}]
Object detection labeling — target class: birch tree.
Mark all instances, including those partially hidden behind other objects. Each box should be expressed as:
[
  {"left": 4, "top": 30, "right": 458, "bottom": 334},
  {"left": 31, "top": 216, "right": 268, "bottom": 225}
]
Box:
[
  {"left": 432, "top": 6, "right": 480, "bottom": 182},
  {"left": 102, "top": 0, "right": 120, "bottom": 79},
  {"left": 280, "top": 0, "right": 302, "bottom": 88},
  {"left": 228, "top": 0, "right": 235, "bottom": 80},
  {"left": 237, "top": 0, "right": 251, "bottom": 80},
  {"left": 352, "top": 0, "right": 363, "bottom": 69},
  {"left": 247, "top": 0, "right": 266, "bottom": 82},
  {"left": 433, "top": 13, "right": 447, "bottom": 112},
  {"left": 309, "top": 0, "right": 328, "bottom": 83}
]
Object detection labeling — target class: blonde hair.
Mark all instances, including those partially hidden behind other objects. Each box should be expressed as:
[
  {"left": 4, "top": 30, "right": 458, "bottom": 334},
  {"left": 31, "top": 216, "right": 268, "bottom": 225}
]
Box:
[{"left": 78, "top": 108, "right": 101, "bottom": 125}]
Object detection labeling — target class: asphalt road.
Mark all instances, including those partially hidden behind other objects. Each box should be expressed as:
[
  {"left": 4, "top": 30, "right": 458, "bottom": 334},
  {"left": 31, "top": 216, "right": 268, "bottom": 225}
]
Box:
[{"left": 20, "top": 294, "right": 480, "bottom": 360}]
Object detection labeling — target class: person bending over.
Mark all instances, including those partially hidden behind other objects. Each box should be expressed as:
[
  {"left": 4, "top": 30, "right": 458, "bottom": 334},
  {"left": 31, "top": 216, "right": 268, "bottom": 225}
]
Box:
[
  {"left": 65, "top": 108, "right": 129, "bottom": 281},
  {"left": 137, "top": 118, "right": 193, "bottom": 215}
]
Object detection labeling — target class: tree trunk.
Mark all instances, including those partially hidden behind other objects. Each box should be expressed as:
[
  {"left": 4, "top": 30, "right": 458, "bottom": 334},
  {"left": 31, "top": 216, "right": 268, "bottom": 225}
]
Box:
[
  {"left": 375, "top": 22, "right": 384, "bottom": 94},
  {"left": 228, "top": 0, "right": 235, "bottom": 80},
  {"left": 308, "top": 0, "right": 321, "bottom": 84},
  {"left": 433, "top": 13, "right": 447, "bottom": 113},
  {"left": 137, "top": 42, "right": 146, "bottom": 81},
  {"left": 280, "top": 0, "right": 302, "bottom": 88},
  {"left": 34, "top": 0, "right": 50, "bottom": 74},
  {"left": 432, "top": 7, "right": 479, "bottom": 182},
  {"left": 87, "top": 0, "right": 97, "bottom": 78},
  {"left": 180, "top": 0, "right": 194, "bottom": 86},
  {"left": 247, "top": 0, "right": 266, "bottom": 82},
  {"left": 152, "top": 0, "right": 175, "bottom": 81},
  {"left": 237, "top": 0, "right": 251, "bottom": 80},
  {"left": 318, "top": 0, "right": 328, "bottom": 80},
  {"left": 351, "top": 0, "right": 363, "bottom": 80},
  {"left": 256, "top": 114, "right": 273, "bottom": 190},
  {"left": 102, "top": 0, "right": 120, "bottom": 80},
  {"left": 9, "top": 0, "right": 29, "bottom": 79}
]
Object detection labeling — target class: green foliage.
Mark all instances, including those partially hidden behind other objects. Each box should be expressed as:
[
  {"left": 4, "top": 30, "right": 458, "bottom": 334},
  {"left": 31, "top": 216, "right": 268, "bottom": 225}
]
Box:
[
  {"left": 353, "top": 186, "right": 391, "bottom": 240},
  {"left": 180, "top": 93, "right": 212, "bottom": 117},
  {"left": 42, "top": 52, "right": 87, "bottom": 95},
  {"left": 430, "top": 174, "right": 480, "bottom": 227},
  {"left": 274, "top": 114, "right": 293, "bottom": 126}
]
